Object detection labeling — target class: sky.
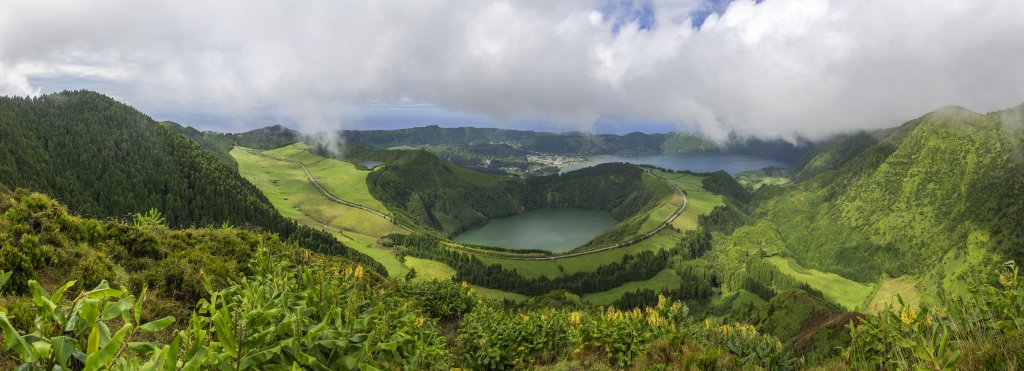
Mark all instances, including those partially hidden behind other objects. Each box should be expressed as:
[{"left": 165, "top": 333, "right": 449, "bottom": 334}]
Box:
[{"left": 1, "top": 0, "right": 1023, "bottom": 140}]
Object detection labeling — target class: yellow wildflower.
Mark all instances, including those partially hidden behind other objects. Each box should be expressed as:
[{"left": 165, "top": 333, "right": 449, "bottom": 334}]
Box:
[
  {"left": 540, "top": 314, "right": 547, "bottom": 322},
  {"left": 570, "top": 311, "right": 582, "bottom": 325},
  {"left": 353, "top": 265, "right": 364, "bottom": 279},
  {"left": 461, "top": 281, "right": 469, "bottom": 289},
  {"left": 521, "top": 314, "right": 530, "bottom": 322},
  {"left": 657, "top": 294, "right": 668, "bottom": 309},
  {"left": 415, "top": 316, "right": 426, "bottom": 328},
  {"left": 900, "top": 307, "right": 918, "bottom": 325},
  {"left": 925, "top": 313, "right": 933, "bottom": 325},
  {"left": 343, "top": 267, "right": 353, "bottom": 278},
  {"left": 999, "top": 270, "right": 1014, "bottom": 288},
  {"left": 646, "top": 311, "right": 663, "bottom": 327}
]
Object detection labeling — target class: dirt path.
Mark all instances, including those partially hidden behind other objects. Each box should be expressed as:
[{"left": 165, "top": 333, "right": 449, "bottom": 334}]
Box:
[{"left": 250, "top": 150, "right": 414, "bottom": 232}]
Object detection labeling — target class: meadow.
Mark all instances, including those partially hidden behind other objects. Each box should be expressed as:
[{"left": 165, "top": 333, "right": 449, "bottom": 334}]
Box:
[
  {"left": 582, "top": 269, "right": 683, "bottom": 305},
  {"left": 766, "top": 256, "right": 875, "bottom": 310}
]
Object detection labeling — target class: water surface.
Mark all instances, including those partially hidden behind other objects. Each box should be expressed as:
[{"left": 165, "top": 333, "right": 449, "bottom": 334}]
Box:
[
  {"left": 357, "top": 161, "right": 383, "bottom": 169},
  {"left": 561, "top": 153, "right": 788, "bottom": 175},
  {"left": 452, "top": 208, "right": 617, "bottom": 253}
]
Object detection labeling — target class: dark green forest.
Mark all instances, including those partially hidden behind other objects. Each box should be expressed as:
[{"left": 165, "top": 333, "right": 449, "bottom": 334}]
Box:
[{"left": 0, "top": 91, "right": 383, "bottom": 274}]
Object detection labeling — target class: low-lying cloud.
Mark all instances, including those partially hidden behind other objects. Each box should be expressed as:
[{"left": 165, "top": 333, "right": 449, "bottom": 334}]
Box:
[{"left": 1, "top": 0, "right": 1023, "bottom": 140}]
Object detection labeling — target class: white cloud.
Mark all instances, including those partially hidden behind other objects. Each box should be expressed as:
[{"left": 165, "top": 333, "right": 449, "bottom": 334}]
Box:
[{"left": 0, "top": 0, "right": 1022, "bottom": 139}]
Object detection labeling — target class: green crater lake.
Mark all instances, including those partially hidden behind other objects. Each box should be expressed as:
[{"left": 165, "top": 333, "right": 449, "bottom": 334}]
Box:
[{"left": 452, "top": 208, "right": 618, "bottom": 253}]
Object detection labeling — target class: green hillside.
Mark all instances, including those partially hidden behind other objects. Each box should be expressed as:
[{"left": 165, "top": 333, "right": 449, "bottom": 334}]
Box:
[
  {"left": 722, "top": 105, "right": 1024, "bottom": 306},
  {"left": 366, "top": 150, "right": 670, "bottom": 236},
  {"left": 0, "top": 91, "right": 383, "bottom": 274}
]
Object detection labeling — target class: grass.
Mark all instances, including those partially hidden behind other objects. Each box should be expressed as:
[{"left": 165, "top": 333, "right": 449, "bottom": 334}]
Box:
[
  {"left": 470, "top": 285, "right": 529, "bottom": 302},
  {"left": 405, "top": 257, "right": 457, "bottom": 281},
  {"left": 653, "top": 171, "right": 724, "bottom": 231},
  {"left": 264, "top": 143, "right": 389, "bottom": 211},
  {"left": 335, "top": 232, "right": 410, "bottom": 278},
  {"left": 582, "top": 269, "right": 683, "bottom": 306},
  {"left": 232, "top": 146, "right": 404, "bottom": 239},
  {"left": 766, "top": 256, "right": 876, "bottom": 310},
  {"left": 864, "top": 276, "right": 921, "bottom": 314}
]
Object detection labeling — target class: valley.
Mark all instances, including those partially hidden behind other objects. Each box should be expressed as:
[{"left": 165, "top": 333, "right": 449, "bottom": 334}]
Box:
[{"left": 1, "top": 91, "right": 1022, "bottom": 369}]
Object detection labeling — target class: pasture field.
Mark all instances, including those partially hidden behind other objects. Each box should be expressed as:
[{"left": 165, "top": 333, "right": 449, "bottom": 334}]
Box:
[
  {"left": 582, "top": 269, "right": 683, "bottom": 306},
  {"left": 406, "top": 256, "right": 457, "bottom": 281},
  {"left": 232, "top": 146, "right": 404, "bottom": 238},
  {"left": 470, "top": 285, "right": 529, "bottom": 302},
  {"left": 653, "top": 170, "right": 724, "bottom": 231},
  {"left": 864, "top": 276, "right": 921, "bottom": 314},
  {"left": 766, "top": 256, "right": 875, "bottom": 310},
  {"left": 264, "top": 143, "right": 389, "bottom": 211}
]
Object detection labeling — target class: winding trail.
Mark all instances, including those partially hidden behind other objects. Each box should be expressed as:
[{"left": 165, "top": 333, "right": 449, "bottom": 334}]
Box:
[
  {"left": 253, "top": 147, "right": 686, "bottom": 261},
  {"left": 249, "top": 149, "right": 414, "bottom": 232}
]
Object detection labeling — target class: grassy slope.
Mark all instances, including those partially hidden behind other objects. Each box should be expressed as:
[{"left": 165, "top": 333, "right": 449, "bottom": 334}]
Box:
[
  {"left": 766, "top": 256, "right": 875, "bottom": 311},
  {"left": 263, "top": 143, "right": 389, "bottom": 211},
  {"left": 582, "top": 269, "right": 683, "bottom": 306},
  {"left": 654, "top": 171, "right": 724, "bottom": 231},
  {"left": 232, "top": 147, "right": 408, "bottom": 277},
  {"left": 406, "top": 257, "right": 457, "bottom": 281},
  {"left": 863, "top": 276, "right": 921, "bottom": 314}
]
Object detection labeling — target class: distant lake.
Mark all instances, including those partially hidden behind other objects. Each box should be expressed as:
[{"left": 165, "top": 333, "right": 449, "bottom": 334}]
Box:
[
  {"left": 357, "top": 161, "right": 383, "bottom": 169},
  {"left": 560, "top": 153, "right": 789, "bottom": 175},
  {"left": 452, "top": 208, "right": 617, "bottom": 253}
]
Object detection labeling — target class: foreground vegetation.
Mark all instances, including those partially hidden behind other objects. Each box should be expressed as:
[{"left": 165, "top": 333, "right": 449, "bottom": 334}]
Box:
[{"left": 3, "top": 187, "right": 1021, "bottom": 369}]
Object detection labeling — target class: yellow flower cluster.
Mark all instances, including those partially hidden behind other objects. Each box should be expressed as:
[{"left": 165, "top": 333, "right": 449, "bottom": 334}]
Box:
[
  {"left": 342, "top": 265, "right": 365, "bottom": 280},
  {"left": 415, "top": 316, "right": 426, "bottom": 328},
  {"left": 999, "top": 270, "right": 1015, "bottom": 289},
  {"left": 645, "top": 309, "right": 664, "bottom": 327},
  {"left": 657, "top": 294, "right": 668, "bottom": 309},
  {"left": 900, "top": 307, "right": 918, "bottom": 325},
  {"left": 569, "top": 311, "right": 582, "bottom": 325}
]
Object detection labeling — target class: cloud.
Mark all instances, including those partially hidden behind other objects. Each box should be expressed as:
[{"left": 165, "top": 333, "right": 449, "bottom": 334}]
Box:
[{"left": 1, "top": 0, "right": 1022, "bottom": 140}]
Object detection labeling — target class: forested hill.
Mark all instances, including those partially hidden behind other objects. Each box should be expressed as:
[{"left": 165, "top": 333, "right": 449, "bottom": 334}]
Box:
[
  {"left": 161, "top": 122, "right": 301, "bottom": 166},
  {"left": 746, "top": 103, "right": 1024, "bottom": 300},
  {"left": 365, "top": 150, "right": 670, "bottom": 235},
  {"left": 0, "top": 90, "right": 382, "bottom": 273},
  {"left": 339, "top": 125, "right": 811, "bottom": 161}
]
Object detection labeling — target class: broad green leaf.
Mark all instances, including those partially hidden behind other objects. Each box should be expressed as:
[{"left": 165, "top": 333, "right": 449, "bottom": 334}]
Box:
[
  {"left": 128, "top": 341, "right": 161, "bottom": 356},
  {"left": 87, "top": 326, "right": 100, "bottom": 354},
  {"left": 0, "top": 313, "right": 35, "bottom": 362},
  {"left": 161, "top": 334, "right": 180, "bottom": 371},
  {"left": 180, "top": 347, "right": 207, "bottom": 371},
  {"left": 101, "top": 297, "right": 135, "bottom": 321},
  {"left": 240, "top": 345, "right": 281, "bottom": 369},
  {"left": 50, "top": 280, "right": 77, "bottom": 304},
  {"left": 139, "top": 316, "right": 175, "bottom": 332},
  {"left": 85, "top": 323, "right": 132, "bottom": 371},
  {"left": 78, "top": 298, "right": 102, "bottom": 326},
  {"left": 85, "top": 287, "right": 123, "bottom": 300},
  {"left": 29, "top": 281, "right": 57, "bottom": 314},
  {"left": 51, "top": 336, "right": 78, "bottom": 369},
  {"left": 213, "top": 308, "right": 238, "bottom": 357}
]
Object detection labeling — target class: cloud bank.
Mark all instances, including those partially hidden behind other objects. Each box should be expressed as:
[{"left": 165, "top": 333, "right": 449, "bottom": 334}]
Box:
[{"left": 1, "top": 0, "right": 1023, "bottom": 140}]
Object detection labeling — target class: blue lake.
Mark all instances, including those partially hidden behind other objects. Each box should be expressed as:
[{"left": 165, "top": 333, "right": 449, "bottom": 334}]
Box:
[{"left": 560, "top": 153, "right": 789, "bottom": 175}]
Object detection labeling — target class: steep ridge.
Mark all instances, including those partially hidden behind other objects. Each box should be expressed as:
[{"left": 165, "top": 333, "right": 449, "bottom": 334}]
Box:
[
  {"left": 746, "top": 104, "right": 1024, "bottom": 301},
  {"left": 0, "top": 91, "right": 383, "bottom": 274}
]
